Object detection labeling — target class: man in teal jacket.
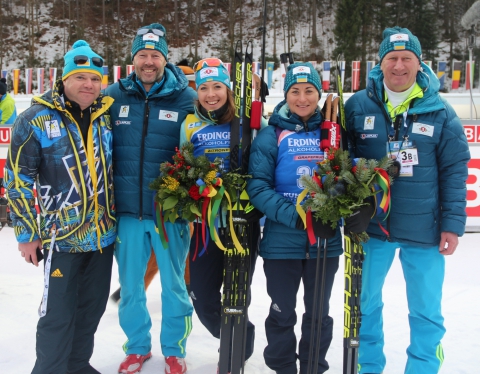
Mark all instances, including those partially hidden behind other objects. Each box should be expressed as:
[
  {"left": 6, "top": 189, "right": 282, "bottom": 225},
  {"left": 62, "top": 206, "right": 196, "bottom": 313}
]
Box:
[
  {"left": 105, "top": 23, "right": 196, "bottom": 374},
  {"left": 345, "top": 27, "right": 470, "bottom": 374}
]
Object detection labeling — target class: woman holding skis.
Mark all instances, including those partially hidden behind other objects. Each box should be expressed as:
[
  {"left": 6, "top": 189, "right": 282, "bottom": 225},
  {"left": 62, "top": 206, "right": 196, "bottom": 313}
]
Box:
[
  {"left": 179, "top": 57, "right": 264, "bottom": 371},
  {"left": 246, "top": 62, "right": 343, "bottom": 374}
]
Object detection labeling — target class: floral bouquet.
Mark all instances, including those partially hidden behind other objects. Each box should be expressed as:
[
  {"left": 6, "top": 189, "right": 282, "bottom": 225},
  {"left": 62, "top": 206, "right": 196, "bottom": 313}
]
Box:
[
  {"left": 297, "top": 147, "right": 393, "bottom": 243},
  {"left": 150, "top": 142, "right": 248, "bottom": 251}
]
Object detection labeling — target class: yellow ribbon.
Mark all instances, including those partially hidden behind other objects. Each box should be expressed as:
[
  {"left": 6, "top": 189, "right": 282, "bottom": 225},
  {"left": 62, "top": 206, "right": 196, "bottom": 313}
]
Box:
[{"left": 295, "top": 188, "right": 309, "bottom": 228}]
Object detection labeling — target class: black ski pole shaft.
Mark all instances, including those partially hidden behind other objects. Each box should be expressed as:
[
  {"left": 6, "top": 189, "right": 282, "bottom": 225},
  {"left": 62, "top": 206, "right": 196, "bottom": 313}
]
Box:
[
  {"left": 260, "top": 0, "right": 267, "bottom": 103},
  {"left": 306, "top": 237, "right": 329, "bottom": 374}
]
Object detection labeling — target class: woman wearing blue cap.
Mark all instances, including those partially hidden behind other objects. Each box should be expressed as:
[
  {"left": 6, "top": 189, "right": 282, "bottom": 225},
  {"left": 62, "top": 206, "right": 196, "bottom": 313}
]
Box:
[
  {"left": 179, "top": 57, "right": 265, "bottom": 371},
  {"left": 246, "top": 62, "right": 343, "bottom": 374}
]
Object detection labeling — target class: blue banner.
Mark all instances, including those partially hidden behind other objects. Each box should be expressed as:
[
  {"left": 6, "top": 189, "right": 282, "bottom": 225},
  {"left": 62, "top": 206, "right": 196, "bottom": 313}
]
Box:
[{"left": 267, "top": 61, "right": 274, "bottom": 89}]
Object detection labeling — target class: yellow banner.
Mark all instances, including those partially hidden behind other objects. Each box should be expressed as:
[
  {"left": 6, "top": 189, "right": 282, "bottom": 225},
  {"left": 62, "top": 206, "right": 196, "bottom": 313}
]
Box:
[{"left": 13, "top": 69, "right": 20, "bottom": 95}]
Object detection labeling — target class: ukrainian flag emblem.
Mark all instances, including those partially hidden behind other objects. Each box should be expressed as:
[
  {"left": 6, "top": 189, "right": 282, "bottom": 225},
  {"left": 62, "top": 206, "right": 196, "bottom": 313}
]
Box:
[
  {"left": 145, "top": 42, "right": 155, "bottom": 49},
  {"left": 296, "top": 77, "right": 308, "bottom": 83},
  {"left": 393, "top": 42, "right": 406, "bottom": 50}
]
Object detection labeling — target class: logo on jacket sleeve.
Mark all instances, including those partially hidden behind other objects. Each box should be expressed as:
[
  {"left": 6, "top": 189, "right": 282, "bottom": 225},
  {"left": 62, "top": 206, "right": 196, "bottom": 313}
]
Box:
[
  {"left": 119, "top": 106, "right": 129, "bottom": 117},
  {"left": 160, "top": 110, "right": 179, "bottom": 122},
  {"left": 364, "top": 116, "right": 375, "bottom": 130}
]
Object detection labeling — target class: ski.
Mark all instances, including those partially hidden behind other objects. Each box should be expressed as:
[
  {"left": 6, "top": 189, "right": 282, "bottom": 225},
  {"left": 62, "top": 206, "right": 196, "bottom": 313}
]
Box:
[
  {"left": 218, "top": 40, "right": 254, "bottom": 374},
  {"left": 335, "top": 55, "right": 363, "bottom": 374},
  {"left": 343, "top": 234, "right": 363, "bottom": 374}
]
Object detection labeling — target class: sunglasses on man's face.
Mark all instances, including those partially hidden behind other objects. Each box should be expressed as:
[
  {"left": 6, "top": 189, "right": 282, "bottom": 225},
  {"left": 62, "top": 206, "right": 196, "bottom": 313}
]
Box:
[
  {"left": 193, "top": 58, "right": 224, "bottom": 72},
  {"left": 73, "top": 55, "right": 104, "bottom": 68},
  {"left": 136, "top": 28, "right": 165, "bottom": 37}
]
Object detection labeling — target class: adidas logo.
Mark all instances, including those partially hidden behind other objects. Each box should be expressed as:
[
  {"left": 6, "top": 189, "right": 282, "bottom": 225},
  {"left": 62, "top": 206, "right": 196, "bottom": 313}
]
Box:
[
  {"left": 51, "top": 269, "right": 63, "bottom": 277},
  {"left": 272, "top": 303, "right": 281, "bottom": 312}
]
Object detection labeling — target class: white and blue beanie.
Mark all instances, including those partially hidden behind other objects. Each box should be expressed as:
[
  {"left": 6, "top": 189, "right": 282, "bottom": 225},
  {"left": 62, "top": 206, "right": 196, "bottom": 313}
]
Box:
[
  {"left": 62, "top": 40, "right": 104, "bottom": 80},
  {"left": 131, "top": 23, "right": 168, "bottom": 60},
  {"left": 284, "top": 62, "right": 322, "bottom": 98},
  {"left": 379, "top": 26, "right": 422, "bottom": 62}
]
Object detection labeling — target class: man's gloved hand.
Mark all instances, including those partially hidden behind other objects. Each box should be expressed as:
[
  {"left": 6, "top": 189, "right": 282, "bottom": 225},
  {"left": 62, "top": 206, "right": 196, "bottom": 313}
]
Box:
[
  {"left": 345, "top": 202, "right": 375, "bottom": 234},
  {"left": 295, "top": 216, "right": 336, "bottom": 239}
]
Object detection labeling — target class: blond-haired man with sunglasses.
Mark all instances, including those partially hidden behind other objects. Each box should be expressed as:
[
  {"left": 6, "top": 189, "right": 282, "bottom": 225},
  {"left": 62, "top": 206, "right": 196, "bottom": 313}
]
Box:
[{"left": 105, "top": 23, "right": 197, "bottom": 374}]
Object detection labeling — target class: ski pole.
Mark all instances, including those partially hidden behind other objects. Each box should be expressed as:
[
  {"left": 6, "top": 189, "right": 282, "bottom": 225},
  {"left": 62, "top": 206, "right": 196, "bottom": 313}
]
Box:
[{"left": 306, "top": 237, "right": 329, "bottom": 374}]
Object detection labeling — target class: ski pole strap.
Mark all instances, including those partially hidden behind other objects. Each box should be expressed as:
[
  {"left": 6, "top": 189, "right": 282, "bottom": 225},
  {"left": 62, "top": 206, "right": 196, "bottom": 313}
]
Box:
[{"left": 38, "top": 225, "right": 56, "bottom": 318}]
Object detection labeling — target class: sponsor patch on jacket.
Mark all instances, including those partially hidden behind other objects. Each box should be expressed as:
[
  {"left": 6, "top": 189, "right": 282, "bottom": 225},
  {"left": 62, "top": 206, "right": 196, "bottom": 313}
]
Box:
[
  {"left": 188, "top": 121, "right": 202, "bottom": 129},
  {"left": 412, "top": 122, "right": 434, "bottom": 137},
  {"left": 115, "top": 120, "right": 131, "bottom": 126},
  {"left": 159, "top": 110, "right": 179, "bottom": 122},
  {"left": 364, "top": 116, "right": 375, "bottom": 130},
  {"left": 360, "top": 133, "right": 378, "bottom": 139},
  {"left": 119, "top": 105, "right": 129, "bottom": 117},
  {"left": 45, "top": 120, "right": 61, "bottom": 138}
]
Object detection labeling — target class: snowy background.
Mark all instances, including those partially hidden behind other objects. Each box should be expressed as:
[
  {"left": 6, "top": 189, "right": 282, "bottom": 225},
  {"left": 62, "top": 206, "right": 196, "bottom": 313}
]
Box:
[{"left": 0, "top": 226, "right": 478, "bottom": 374}]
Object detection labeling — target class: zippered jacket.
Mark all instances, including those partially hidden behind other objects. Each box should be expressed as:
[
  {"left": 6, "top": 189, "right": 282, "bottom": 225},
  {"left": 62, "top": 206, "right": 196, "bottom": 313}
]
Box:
[
  {"left": 247, "top": 101, "right": 343, "bottom": 259},
  {"left": 345, "top": 63, "right": 470, "bottom": 247},
  {"left": 105, "top": 63, "right": 197, "bottom": 220},
  {"left": 0, "top": 93, "right": 17, "bottom": 124},
  {"left": 4, "top": 80, "right": 116, "bottom": 252}
]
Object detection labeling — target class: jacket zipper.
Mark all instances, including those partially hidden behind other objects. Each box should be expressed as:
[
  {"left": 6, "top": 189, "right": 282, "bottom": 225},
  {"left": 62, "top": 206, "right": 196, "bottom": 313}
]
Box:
[{"left": 139, "top": 98, "right": 149, "bottom": 220}]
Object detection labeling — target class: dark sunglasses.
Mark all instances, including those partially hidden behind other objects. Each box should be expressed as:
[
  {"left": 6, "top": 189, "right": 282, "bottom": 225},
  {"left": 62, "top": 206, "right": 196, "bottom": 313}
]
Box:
[
  {"left": 136, "top": 28, "right": 165, "bottom": 37},
  {"left": 73, "top": 55, "right": 104, "bottom": 68}
]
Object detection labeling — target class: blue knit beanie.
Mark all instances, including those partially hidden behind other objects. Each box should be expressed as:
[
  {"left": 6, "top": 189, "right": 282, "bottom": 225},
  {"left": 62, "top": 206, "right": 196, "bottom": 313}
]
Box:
[
  {"left": 62, "top": 40, "right": 104, "bottom": 80},
  {"left": 284, "top": 62, "right": 322, "bottom": 98},
  {"left": 194, "top": 58, "right": 230, "bottom": 89},
  {"left": 131, "top": 23, "right": 168, "bottom": 60},
  {"left": 379, "top": 26, "right": 422, "bottom": 62}
]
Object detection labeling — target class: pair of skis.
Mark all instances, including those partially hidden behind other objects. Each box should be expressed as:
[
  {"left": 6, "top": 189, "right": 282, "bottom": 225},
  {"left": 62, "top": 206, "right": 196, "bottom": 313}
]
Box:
[
  {"left": 336, "top": 58, "right": 364, "bottom": 374},
  {"left": 218, "top": 40, "right": 255, "bottom": 374},
  {"left": 305, "top": 60, "right": 364, "bottom": 374}
]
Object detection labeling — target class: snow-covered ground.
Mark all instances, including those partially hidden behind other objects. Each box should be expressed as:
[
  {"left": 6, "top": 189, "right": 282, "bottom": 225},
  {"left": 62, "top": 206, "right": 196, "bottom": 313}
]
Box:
[{"left": 0, "top": 226, "right": 478, "bottom": 374}]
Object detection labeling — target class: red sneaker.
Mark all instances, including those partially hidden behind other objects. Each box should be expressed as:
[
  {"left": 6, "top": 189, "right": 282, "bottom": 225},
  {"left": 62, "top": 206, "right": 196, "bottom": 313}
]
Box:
[
  {"left": 118, "top": 352, "right": 152, "bottom": 374},
  {"left": 165, "top": 356, "right": 187, "bottom": 374}
]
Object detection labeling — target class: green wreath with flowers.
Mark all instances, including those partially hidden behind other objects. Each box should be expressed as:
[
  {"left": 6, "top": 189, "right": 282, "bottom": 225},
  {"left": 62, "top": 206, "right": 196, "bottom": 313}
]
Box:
[{"left": 297, "top": 147, "right": 393, "bottom": 243}]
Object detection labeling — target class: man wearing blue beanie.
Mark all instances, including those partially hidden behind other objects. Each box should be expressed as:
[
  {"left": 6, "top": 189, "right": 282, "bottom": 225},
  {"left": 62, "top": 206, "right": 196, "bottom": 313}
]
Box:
[
  {"left": 345, "top": 26, "right": 470, "bottom": 374},
  {"left": 5, "top": 40, "right": 115, "bottom": 374},
  {"left": 105, "top": 23, "right": 196, "bottom": 374}
]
